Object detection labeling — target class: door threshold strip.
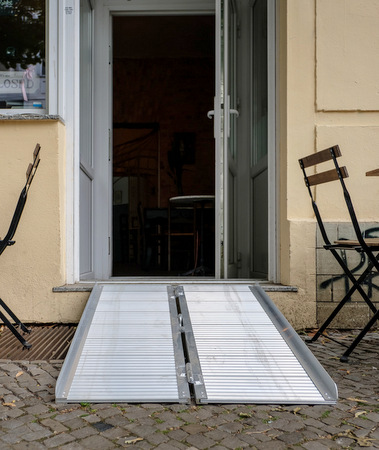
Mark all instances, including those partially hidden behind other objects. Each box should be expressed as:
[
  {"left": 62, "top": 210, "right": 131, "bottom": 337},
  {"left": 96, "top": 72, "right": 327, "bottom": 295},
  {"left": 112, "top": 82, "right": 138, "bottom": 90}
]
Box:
[{"left": 56, "top": 283, "right": 337, "bottom": 404}]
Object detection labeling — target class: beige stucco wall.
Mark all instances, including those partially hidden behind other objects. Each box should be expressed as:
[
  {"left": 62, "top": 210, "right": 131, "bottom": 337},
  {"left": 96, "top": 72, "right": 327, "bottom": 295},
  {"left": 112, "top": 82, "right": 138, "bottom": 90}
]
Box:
[
  {"left": 0, "top": 120, "right": 88, "bottom": 323},
  {"left": 281, "top": 0, "right": 379, "bottom": 327},
  {"left": 2, "top": 1, "right": 379, "bottom": 329}
]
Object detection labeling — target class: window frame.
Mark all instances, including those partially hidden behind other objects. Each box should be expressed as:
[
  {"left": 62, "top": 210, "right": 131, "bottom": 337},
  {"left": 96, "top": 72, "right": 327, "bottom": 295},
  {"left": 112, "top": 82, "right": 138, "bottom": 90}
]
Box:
[{"left": 0, "top": 0, "right": 58, "bottom": 115}]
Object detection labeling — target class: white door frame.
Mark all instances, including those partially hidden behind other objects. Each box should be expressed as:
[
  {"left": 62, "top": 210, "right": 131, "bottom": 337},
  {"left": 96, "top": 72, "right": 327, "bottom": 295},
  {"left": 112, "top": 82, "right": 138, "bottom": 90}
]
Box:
[
  {"left": 266, "top": 0, "right": 278, "bottom": 283},
  {"left": 80, "top": 0, "right": 277, "bottom": 281}
]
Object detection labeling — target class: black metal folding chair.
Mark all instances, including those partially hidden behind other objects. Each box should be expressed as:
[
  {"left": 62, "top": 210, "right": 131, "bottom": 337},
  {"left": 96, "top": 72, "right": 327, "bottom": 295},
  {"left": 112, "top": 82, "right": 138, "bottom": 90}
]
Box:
[
  {"left": 299, "top": 145, "right": 379, "bottom": 362},
  {"left": 0, "top": 144, "right": 41, "bottom": 349}
]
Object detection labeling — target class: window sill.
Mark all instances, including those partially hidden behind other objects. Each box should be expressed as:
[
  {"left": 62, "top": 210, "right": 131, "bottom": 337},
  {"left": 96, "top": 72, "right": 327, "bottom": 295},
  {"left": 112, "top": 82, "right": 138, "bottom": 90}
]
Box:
[{"left": 0, "top": 113, "right": 64, "bottom": 124}]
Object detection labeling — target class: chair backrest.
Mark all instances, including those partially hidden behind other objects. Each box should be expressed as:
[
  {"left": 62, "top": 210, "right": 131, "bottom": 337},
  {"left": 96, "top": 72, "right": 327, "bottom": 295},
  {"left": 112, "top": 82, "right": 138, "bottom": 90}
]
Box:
[
  {"left": 0, "top": 144, "right": 41, "bottom": 256},
  {"left": 299, "top": 145, "right": 363, "bottom": 247}
]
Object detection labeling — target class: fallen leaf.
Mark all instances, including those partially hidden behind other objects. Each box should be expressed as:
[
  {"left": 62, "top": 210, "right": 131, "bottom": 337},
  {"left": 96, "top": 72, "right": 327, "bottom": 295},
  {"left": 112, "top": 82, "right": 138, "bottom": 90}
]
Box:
[
  {"left": 15, "top": 371, "right": 23, "bottom": 378},
  {"left": 354, "top": 410, "right": 367, "bottom": 418},
  {"left": 293, "top": 407, "right": 302, "bottom": 415},
  {"left": 125, "top": 437, "right": 143, "bottom": 445},
  {"left": 336, "top": 429, "right": 375, "bottom": 447},
  {"left": 245, "top": 429, "right": 270, "bottom": 435},
  {"left": 3, "top": 402, "right": 16, "bottom": 407},
  {"left": 347, "top": 398, "right": 369, "bottom": 403},
  {"left": 355, "top": 436, "right": 375, "bottom": 447},
  {"left": 239, "top": 413, "right": 252, "bottom": 418}
]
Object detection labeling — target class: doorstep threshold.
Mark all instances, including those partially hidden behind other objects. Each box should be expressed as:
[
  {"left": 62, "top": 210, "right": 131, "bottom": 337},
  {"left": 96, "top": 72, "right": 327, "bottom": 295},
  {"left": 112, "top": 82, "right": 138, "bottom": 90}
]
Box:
[{"left": 53, "top": 280, "right": 298, "bottom": 293}]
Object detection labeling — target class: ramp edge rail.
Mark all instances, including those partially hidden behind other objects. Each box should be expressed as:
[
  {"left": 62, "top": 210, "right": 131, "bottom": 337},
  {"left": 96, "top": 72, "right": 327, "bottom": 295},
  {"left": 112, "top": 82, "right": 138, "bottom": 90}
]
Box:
[{"left": 249, "top": 285, "right": 338, "bottom": 404}]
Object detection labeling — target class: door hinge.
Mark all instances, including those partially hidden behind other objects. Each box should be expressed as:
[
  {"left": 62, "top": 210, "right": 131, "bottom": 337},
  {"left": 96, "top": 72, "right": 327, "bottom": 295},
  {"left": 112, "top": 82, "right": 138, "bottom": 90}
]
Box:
[{"left": 108, "top": 129, "right": 112, "bottom": 161}]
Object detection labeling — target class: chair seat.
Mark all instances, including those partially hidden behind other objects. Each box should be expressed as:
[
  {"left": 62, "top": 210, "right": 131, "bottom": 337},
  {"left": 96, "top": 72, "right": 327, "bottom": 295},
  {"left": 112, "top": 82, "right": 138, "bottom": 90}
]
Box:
[{"left": 334, "top": 238, "right": 379, "bottom": 247}]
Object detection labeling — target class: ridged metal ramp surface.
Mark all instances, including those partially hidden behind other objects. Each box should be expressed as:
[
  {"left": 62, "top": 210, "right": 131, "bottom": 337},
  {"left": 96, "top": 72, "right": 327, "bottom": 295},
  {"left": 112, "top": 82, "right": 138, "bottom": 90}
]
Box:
[{"left": 56, "top": 284, "right": 337, "bottom": 405}]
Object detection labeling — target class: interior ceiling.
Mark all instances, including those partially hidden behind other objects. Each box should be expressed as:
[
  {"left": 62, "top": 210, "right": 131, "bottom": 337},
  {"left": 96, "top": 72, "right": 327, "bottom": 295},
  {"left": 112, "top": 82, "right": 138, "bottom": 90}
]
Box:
[{"left": 113, "top": 15, "right": 215, "bottom": 59}]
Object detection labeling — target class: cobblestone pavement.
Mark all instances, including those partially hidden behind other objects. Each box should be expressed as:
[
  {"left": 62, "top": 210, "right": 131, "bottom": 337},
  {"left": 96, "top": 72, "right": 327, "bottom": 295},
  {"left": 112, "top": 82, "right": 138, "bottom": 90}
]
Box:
[{"left": 0, "top": 331, "right": 378, "bottom": 449}]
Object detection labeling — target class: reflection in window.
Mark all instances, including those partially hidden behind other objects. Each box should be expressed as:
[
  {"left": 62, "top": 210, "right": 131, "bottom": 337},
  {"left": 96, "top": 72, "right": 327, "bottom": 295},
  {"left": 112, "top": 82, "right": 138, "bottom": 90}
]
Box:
[{"left": 0, "top": 0, "right": 45, "bottom": 110}]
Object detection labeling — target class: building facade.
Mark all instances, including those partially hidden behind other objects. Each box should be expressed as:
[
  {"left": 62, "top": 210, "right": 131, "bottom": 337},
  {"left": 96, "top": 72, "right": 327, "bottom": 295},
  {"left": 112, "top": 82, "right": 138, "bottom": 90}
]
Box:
[{"left": 0, "top": 0, "right": 378, "bottom": 329}]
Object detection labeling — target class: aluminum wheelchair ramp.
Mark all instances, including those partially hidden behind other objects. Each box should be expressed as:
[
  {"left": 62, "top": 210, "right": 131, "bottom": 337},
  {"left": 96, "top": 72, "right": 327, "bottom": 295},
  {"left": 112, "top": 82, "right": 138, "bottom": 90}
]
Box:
[{"left": 56, "top": 284, "right": 337, "bottom": 405}]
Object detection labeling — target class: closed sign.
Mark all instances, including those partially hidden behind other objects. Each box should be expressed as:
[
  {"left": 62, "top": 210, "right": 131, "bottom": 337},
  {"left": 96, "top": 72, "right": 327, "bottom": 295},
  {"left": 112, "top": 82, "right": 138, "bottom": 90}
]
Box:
[{"left": 0, "top": 71, "right": 42, "bottom": 95}]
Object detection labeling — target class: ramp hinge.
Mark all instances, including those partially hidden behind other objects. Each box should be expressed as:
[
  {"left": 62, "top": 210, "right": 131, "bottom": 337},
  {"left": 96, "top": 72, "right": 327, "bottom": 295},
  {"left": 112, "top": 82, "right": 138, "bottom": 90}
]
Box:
[{"left": 185, "top": 362, "right": 194, "bottom": 384}]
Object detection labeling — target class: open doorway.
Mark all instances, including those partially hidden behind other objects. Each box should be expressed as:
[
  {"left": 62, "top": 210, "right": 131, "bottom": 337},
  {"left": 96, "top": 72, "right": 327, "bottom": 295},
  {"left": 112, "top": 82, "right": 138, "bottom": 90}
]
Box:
[{"left": 112, "top": 15, "right": 216, "bottom": 277}]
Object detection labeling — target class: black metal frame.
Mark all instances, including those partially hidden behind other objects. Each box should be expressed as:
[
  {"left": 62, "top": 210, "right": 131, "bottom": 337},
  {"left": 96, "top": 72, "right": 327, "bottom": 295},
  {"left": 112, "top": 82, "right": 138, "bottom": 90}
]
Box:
[
  {"left": 0, "top": 144, "right": 41, "bottom": 349},
  {"left": 299, "top": 145, "right": 379, "bottom": 361}
]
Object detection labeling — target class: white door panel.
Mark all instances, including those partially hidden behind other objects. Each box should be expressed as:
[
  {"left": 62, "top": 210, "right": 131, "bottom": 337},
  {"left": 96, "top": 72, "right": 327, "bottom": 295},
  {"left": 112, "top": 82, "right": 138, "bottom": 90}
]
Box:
[{"left": 80, "top": 0, "right": 94, "bottom": 279}]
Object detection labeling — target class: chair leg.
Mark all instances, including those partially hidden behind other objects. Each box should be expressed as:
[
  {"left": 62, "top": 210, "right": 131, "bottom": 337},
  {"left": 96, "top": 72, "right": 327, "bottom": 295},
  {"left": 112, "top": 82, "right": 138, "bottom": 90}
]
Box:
[
  {"left": 331, "top": 249, "right": 378, "bottom": 313},
  {"left": 0, "top": 298, "right": 32, "bottom": 349},
  {"left": 340, "top": 309, "right": 379, "bottom": 362},
  {"left": 308, "top": 258, "right": 378, "bottom": 344}
]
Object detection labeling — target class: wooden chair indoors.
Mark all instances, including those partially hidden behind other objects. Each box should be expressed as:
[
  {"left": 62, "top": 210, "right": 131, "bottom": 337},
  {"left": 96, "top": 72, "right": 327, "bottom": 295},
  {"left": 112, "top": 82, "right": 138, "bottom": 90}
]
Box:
[
  {"left": 299, "top": 145, "right": 379, "bottom": 361},
  {"left": 0, "top": 144, "right": 41, "bottom": 349}
]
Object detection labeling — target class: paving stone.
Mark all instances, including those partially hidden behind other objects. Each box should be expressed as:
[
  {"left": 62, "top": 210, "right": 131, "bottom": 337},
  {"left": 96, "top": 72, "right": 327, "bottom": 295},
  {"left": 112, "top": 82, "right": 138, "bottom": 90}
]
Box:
[
  {"left": 202, "top": 415, "right": 229, "bottom": 427},
  {"left": 155, "top": 417, "right": 183, "bottom": 429},
  {"left": 124, "top": 406, "right": 152, "bottom": 420},
  {"left": 204, "top": 428, "right": 230, "bottom": 441},
  {"left": 61, "top": 417, "right": 87, "bottom": 430},
  {"left": 175, "top": 412, "right": 200, "bottom": 424},
  {"left": 96, "top": 406, "right": 122, "bottom": 419},
  {"left": 127, "top": 424, "right": 158, "bottom": 438},
  {"left": 40, "top": 417, "right": 70, "bottom": 433},
  {"left": 43, "top": 432, "right": 76, "bottom": 448},
  {"left": 167, "top": 428, "right": 189, "bottom": 441},
  {"left": 238, "top": 432, "right": 261, "bottom": 446},
  {"left": 101, "top": 425, "right": 131, "bottom": 440},
  {"left": 82, "top": 413, "right": 102, "bottom": 424},
  {"left": 191, "top": 407, "right": 214, "bottom": 421},
  {"left": 182, "top": 423, "right": 209, "bottom": 434},
  {"left": 0, "top": 418, "right": 26, "bottom": 430},
  {"left": 219, "top": 435, "right": 251, "bottom": 449},
  {"left": 218, "top": 421, "right": 244, "bottom": 433},
  {"left": 2, "top": 407, "right": 24, "bottom": 418},
  {"left": 22, "top": 428, "right": 53, "bottom": 441},
  {"left": 277, "top": 431, "right": 305, "bottom": 445},
  {"left": 0, "top": 425, "right": 30, "bottom": 444},
  {"left": 24, "top": 404, "right": 51, "bottom": 415},
  {"left": 185, "top": 433, "right": 216, "bottom": 449},
  {"left": 55, "top": 409, "right": 87, "bottom": 423},
  {"left": 70, "top": 425, "right": 98, "bottom": 439},
  {"left": 146, "top": 431, "right": 171, "bottom": 445},
  {"left": 59, "top": 443, "right": 85, "bottom": 449},
  {"left": 11, "top": 443, "right": 46, "bottom": 450},
  {"left": 164, "top": 441, "right": 189, "bottom": 450},
  {"left": 153, "top": 443, "right": 182, "bottom": 450},
  {"left": 334, "top": 436, "right": 357, "bottom": 447},
  {"left": 302, "top": 440, "right": 333, "bottom": 449},
  {"left": 77, "top": 434, "right": 115, "bottom": 449}
]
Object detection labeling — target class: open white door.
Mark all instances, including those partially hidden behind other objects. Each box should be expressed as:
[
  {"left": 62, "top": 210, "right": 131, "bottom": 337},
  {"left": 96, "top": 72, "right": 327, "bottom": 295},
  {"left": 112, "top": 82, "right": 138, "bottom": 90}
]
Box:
[{"left": 215, "top": 0, "right": 275, "bottom": 280}]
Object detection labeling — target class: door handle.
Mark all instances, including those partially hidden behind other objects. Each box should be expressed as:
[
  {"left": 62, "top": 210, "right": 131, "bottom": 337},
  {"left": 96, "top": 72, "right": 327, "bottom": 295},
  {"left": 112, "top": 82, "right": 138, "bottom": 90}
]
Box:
[
  {"left": 207, "top": 110, "right": 215, "bottom": 119},
  {"left": 230, "top": 109, "right": 239, "bottom": 118}
]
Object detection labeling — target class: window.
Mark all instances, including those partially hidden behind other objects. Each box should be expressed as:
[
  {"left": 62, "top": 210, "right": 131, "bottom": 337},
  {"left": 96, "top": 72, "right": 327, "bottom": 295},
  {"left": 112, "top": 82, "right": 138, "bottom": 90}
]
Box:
[{"left": 0, "top": 0, "right": 45, "bottom": 110}]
